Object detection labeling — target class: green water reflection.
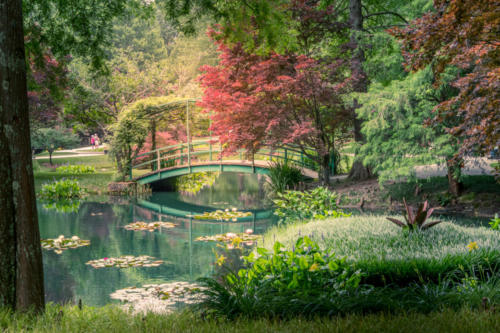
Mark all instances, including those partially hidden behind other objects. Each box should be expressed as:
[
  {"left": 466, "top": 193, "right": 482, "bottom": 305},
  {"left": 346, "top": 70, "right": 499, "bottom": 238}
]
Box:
[{"left": 38, "top": 172, "right": 275, "bottom": 306}]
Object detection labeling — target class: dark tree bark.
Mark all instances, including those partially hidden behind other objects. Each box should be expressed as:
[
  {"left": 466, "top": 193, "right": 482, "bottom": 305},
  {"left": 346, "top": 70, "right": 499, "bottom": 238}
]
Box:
[
  {"left": 348, "top": 0, "right": 372, "bottom": 180},
  {"left": 446, "top": 159, "right": 463, "bottom": 197},
  {"left": 0, "top": 0, "right": 45, "bottom": 312},
  {"left": 320, "top": 153, "right": 331, "bottom": 186}
]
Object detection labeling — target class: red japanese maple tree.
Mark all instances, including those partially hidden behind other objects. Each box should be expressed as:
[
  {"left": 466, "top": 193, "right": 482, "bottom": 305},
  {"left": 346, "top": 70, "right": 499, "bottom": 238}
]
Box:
[
  {"left": 392, "top": 0, "right": 499, "bottom": 160},
  {"left": 198, "top": 31, "right": 352, "bottom": 183}
]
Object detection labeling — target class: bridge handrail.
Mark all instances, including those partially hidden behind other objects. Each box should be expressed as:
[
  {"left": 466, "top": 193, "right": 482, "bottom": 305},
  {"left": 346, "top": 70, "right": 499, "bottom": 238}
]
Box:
[{"left": 130, "top": 138, "right": 327, "bottom": 179}]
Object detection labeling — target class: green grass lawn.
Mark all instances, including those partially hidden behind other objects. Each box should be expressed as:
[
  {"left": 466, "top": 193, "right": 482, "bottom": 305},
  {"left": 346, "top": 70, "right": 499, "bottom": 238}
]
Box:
[
  {"left": 33, "top": 155, "right": 116, "bottom": 194},
  {"left": 1, "top": 305, "right": 498, "bottom": 333}
]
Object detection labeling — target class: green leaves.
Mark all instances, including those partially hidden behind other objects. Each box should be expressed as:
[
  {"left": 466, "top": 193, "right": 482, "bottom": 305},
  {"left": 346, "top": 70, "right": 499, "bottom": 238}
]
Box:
[
  {"left": 39, "top": 179, "right": 85, "bottom": 201},
  {"left": 489, "top": 214, "right": 500, "bottom": 231},
  {"left": 56, "top": 165, "right": 96, "bottom": 174},
  {"left": 273, "top": 187, "right": 349, "bottom": 224},
  {"left": 267, "top": 161, "right": 303, "bottom": 194}
]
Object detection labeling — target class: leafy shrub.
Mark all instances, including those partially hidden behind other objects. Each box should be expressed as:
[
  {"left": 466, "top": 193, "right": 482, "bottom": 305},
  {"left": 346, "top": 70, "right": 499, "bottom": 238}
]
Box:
[
  {"left": 39, "top": 179, "right": 85, "bottom": 200},
  {"left": 56, "top": 164, "right": 96, "bottom": 174},
  {"left": 489, "top": 214, "right": 499, "bottom": 230},
  {"left": 267, "top": 161, "right": 304, "bottom": 194},
  {"left": 386, "top": 199, "right": 441, "bottom": 231},
  {"left": 273, "top": 187, "right": 349, "bottom": 224},
  {"left": 197, "top": 236, "right": 362, "bottom": 318}
]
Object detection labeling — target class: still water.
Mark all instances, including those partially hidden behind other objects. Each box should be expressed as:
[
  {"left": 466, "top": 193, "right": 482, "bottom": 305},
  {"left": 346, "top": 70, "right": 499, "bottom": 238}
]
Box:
[{"left": 38, "top": 173, "right": 275, "bottom": 306}]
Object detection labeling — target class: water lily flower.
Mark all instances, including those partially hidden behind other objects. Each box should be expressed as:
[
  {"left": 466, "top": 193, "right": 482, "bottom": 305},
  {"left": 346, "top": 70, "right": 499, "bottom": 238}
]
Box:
[
  {"left": 231, "top": 207, "right": 237, "bottom": 212},
  {"left": 71, "top": 236, "right": 80, "bottom": 241},
  {"left": 103, "top": 257, "right": 109, "bottom": 261},
  {"left": 225, "top": 208, "right": 229, "bottom": 212},
  {"left": 225, "top": 232, "right": 237, "bottom": 239},
  {"left": 245, "top": 229, "right": 253, "bottom": 234},
  {"left": 58, "top": 235, "right": 65, "bottom": 239},
  {"left": 231, "top": 218, "right": 237, "bottom": 222}
]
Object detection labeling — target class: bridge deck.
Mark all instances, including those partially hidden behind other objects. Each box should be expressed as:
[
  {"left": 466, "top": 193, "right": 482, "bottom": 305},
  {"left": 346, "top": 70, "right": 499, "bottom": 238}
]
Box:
[{"left": 133, "top": 159, "right": 318, "bottom": 184}]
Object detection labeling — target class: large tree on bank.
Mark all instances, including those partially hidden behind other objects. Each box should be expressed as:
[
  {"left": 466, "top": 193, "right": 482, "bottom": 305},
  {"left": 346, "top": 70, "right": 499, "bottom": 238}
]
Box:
[
  {"left": 0, "top": 0, "right": 139, "bottom": 312},
  {"left": 0, "top": 0, "right": 44, "bottom": 311}
]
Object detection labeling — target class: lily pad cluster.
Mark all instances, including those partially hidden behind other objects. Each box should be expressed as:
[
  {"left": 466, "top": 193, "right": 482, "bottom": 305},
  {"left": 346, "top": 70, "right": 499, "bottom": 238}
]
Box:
[
  {"left": 110, "top": 282, "right": 206, "bottom": 314},
  {"left": 86, "top": 255, "right": 163, "bottom": 268},
  {"left": 124, "top": 221, "right": 176, "bottom": 232},
  {"left": 195, "top": 231, "right": 260, "bottom": 243},
  {"left": 193, "top": 208, "right": 252, "bottom": 221},
  {"left": 41, "top": 235, "right": 90, "bottom": 254}
]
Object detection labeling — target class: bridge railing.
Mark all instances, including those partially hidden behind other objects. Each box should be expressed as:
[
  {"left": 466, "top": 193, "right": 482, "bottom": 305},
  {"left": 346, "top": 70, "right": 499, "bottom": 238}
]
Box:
[{"left": 130, "top": 138, "right": 323, "bottom": 179}]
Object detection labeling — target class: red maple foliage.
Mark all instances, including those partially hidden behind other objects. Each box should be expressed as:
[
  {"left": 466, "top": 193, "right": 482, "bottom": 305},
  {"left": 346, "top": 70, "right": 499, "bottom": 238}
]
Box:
[
  {"left": 392, "top": 0, "right": 500, "bottom": 158},
  {"left": 27, "top": 52, "right": 69, "bottom": 126},
  {"left": 198, "top": 30, "right": 352, "bottom": 183}
]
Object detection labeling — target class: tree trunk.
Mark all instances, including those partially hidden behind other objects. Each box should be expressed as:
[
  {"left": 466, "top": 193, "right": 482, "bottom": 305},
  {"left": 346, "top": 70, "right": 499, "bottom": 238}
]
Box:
[
  {"left": 49, "top": 150, "right": 53, "bottom": 165},
  {"left": 320, "top": 153, "right": 331, "bottom": 186},
  {"left": 0, "top": 0, "right": 45, "bottom": 312},
  {"left": 348, "top": 0, "right": 371, "bottom": 180},
  {"left": 446, "top": 159, "right": 463, "bottom": 196}
]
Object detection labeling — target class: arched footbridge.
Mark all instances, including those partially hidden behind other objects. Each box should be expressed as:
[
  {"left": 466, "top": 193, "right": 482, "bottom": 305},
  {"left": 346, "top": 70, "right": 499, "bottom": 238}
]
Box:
[{"left": 130, "top": 138, "right": 333, "bottom": 185}]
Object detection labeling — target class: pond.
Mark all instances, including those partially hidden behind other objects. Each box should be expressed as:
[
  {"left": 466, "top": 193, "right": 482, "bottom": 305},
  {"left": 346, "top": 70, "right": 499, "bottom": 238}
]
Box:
[
  {"left": 38, "top": 172, "right": 489, "bottom": 306},
  {"left": 38, "top": 173, "right": 275, "bottom": 306}
]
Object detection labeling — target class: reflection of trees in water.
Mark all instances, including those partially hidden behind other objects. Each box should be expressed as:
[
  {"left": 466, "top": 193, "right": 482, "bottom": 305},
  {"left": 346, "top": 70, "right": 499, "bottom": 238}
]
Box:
[
  {"left": 176, "top": 172, "right": 220, "bottom": 196},
  {"left": 175, "top": 173, "right": 270, "bottom": 210},
  {"left": 43, "top": 251, "right": 76, "bottom": 304},
  {"left": 77, "top": 202, "right": 118, "bottom": 240}
]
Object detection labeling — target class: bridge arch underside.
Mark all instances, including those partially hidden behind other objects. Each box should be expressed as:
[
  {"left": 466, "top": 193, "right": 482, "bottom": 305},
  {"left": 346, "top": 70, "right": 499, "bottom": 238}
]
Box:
[{"left": 135, "top": 163, "right": 314, "bottom": 187}]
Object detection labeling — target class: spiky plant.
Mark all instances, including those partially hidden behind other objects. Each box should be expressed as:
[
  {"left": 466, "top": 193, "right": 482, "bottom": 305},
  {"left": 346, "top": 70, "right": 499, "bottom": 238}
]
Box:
[{"left": 387, "top": 199, "right": 442, "bottom": 231}]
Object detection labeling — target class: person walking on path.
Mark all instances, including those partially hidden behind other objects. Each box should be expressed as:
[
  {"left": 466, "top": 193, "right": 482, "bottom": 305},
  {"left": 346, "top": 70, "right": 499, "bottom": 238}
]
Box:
[{"left": 90, "top": 135, "right": 95, "bottom": 150}]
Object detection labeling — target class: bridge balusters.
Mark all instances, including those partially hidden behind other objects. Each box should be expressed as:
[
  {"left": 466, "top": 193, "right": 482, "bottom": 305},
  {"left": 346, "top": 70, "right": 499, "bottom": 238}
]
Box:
[{"left": 157, "top": 150, "right": 160, "bottom": 172}]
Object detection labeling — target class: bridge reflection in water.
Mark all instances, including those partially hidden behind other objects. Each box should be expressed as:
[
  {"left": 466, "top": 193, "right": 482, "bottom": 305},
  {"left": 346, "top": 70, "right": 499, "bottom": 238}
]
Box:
[{"left": 133, "top": 196, "right": 276, "bottom": 279}]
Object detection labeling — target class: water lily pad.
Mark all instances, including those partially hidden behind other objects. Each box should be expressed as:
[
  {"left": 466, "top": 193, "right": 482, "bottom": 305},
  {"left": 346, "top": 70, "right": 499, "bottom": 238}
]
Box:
[
  {"left": 124, "top": 221, "right": 176, "bottom": 232},
  {"left": 193, "top": 208, "right": 252, "bottom": 221},
  {"left": 86, "top": 255, "right": 163, "bottom": 269},
  {"left": 41, "top": 235, "right": 90, "bottom": 254},
  {"left": 110, "top": 281, "right": 206, "bottom": 314},
  {"left": 195, "top": 231, "right": 260, "bottom": 243}
]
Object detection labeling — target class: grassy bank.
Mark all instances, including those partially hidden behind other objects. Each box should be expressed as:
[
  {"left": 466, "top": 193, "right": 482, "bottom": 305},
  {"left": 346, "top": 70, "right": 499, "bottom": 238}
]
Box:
[
  {"left": 193, "top": 214, "right": 499, "bottom": 318},
  {"left": 1, "top": 305, "right": 499, "bottom": 333},
  {"left": 262, "top": 215, "right": 500, "bottom": 285},
  {"left": 33, "top": 155, "right": 115, "bottom": 194},
  {"left": 262, "top": 215, "right": 500, "bottom": 260}
]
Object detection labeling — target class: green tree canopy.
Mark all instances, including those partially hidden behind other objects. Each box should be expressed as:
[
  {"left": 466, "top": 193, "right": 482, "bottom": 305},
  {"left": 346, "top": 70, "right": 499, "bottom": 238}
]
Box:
[
  {"left": 358, "top": 67, "right": 461, "bottom": 192},
  {"left": 31, "top": 128, "right": 80, "bottom": 165}
]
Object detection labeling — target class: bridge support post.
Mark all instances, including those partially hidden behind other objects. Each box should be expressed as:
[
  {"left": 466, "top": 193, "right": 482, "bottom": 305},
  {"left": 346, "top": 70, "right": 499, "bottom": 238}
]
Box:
[
  {"left": 219, "top": 141, "right": 222, "bottom": 171},
  {"left": 156, "top": 150, "right": 160, "bottom": 172},
  {"left": 209, "top": 141, "right": 212, "bottom": 161},
  {"left": 284, "top": 148, "right": 288, "bottom": 164}
]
